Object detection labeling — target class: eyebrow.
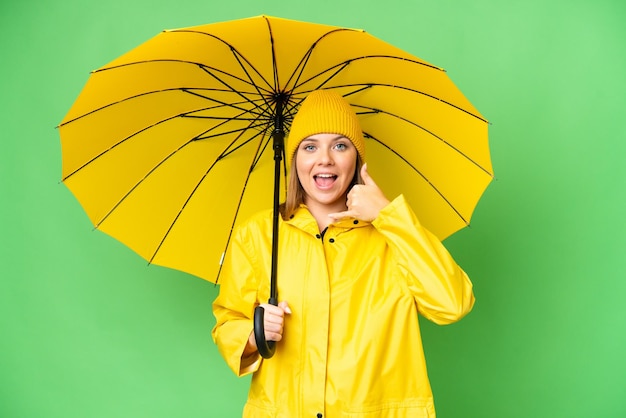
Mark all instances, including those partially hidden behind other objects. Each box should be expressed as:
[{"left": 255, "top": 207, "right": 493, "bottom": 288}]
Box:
[{"left": 301, "top": 135, "right": 347, "bottom": 142}]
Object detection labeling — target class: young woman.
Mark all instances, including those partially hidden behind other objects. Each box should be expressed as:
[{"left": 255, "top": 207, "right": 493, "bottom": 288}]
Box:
[{"left": 212, "top": 90, "right": 475, "bottom": 417}]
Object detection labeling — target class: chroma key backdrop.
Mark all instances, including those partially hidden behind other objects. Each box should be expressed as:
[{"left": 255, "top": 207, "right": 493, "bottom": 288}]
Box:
[{"left": 1, "top": 0, "right": 625, "bottom": 417}]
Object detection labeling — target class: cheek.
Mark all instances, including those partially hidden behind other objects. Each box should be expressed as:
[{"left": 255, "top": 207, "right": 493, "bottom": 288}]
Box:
[
  {"left": 340, "top": 154, "right": 357, "bottom": 178},
  {"left": 294, "top": 158, "right": 309, "bottom": 183},
  {"left": 295, "top": 154, "right": 313, "bottom": 175}
]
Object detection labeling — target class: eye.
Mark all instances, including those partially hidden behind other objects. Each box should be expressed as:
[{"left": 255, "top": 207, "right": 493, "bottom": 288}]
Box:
[
  {"left": 334, "top": 142, "right": 348, "bottom": 151},
  {"left": 302, "top": 143, "right": 316, "bottom": 152}
]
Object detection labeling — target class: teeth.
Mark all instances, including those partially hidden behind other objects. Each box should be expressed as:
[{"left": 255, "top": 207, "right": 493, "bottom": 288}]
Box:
[{"left": 316, "top": 174, "right": 335, "bottom": 178}]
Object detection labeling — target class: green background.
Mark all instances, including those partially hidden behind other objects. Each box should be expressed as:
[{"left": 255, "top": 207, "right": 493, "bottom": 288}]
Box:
[{"left": 2, "top": 0, "right": 625, "bottom": 417}]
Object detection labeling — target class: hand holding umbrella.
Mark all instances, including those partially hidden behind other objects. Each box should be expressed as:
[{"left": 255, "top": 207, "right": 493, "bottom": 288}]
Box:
[{"left": 248, "top": 301, "right": 291, "bottom": 354}]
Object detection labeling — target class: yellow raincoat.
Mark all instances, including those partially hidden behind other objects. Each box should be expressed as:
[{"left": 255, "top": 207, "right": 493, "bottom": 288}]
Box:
[{"left": 213, "top": 195, "right": 474, "bottom": 418}]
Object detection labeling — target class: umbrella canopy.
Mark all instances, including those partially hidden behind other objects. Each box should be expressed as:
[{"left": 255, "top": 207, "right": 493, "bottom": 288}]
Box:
[{"left": 59, "top": 15, "right": 493, "bottom": 285}]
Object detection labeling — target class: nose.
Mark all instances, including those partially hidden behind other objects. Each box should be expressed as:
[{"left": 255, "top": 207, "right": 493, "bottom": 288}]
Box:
[{"left": 317, "top": 147, "right": 334, "bottom": 165}]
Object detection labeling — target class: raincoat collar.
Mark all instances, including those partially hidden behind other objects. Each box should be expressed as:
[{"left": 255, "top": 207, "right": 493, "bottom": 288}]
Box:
[{"left": 284, "top": 204, "right": 370, "bottom": 236}]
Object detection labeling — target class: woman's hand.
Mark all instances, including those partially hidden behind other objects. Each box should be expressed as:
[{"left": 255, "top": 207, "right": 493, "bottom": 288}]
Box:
[
  {"left": 328, "top": 163, "right": 390, "bottom": 223},
  {"left": 244, "top": 301, "right": 291, "bottom": 355}
]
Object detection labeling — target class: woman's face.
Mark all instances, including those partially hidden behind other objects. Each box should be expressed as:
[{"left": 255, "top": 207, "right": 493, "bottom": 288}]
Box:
[{"left": 295, "top": 133, "right": 357, "bottom": 212}]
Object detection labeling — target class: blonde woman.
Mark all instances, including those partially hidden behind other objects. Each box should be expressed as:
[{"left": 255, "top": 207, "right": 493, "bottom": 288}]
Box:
[{"left": 213, "top": 90, "right": 474, "bottom": 418}]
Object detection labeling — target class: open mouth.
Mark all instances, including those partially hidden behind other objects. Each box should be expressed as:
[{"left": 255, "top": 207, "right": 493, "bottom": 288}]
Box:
[{"left": 314, "top": 174, "right": 337, "bottom": 188}]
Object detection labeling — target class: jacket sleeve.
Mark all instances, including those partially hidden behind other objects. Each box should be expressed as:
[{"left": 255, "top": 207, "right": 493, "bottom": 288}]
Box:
[
  {"left": 212, "top": 225, "right": 262, "bottom": 376},
  {"left": 371, "top": 194, "right": 475, "bottom": 324}
]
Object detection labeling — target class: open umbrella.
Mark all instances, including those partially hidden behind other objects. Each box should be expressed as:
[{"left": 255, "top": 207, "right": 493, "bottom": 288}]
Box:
[{"left": 58, "top": 15, "right": 493, "bottom": 358}]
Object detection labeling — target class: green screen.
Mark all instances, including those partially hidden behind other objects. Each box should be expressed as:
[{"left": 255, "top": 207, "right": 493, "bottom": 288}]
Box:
[{"left": 2, "top": 0, "right": 625, "bottom": 417}]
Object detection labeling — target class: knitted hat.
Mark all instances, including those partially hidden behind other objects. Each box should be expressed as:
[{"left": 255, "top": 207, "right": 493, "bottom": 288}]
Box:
[{"left": 286, "top": 90, "right": 365, "bottom": 165}]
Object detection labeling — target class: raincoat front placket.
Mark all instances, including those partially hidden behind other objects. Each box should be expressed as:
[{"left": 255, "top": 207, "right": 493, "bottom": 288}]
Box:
[
  {"left": 290, "top": 215, "right": 363, "bottom": 418},
  {"left": 303, "top": 229, "right": 330, "bottom": 417},
  {"left": 287, "top": 212, "right": 331, "bottom": 417}
]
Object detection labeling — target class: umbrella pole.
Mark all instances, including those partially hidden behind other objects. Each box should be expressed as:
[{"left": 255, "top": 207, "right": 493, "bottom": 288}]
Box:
[{"left": 254, "top": 95, "right": 286, "bottom": 359}]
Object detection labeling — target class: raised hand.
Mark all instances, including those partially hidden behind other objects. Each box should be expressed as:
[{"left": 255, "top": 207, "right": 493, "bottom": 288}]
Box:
[{"left": 328, "top": 163, "right": 390, "bottom": 223}]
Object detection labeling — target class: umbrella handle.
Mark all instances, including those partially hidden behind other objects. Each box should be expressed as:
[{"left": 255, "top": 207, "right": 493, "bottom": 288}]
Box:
[
  {"left": 254, "top": 297, "right": 277, "bottom": 359},
  {"left": 252, "top": 99, "right": 284, "bottom": 360}
]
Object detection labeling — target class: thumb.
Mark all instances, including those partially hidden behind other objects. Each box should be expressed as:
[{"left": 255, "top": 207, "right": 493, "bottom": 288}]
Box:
[
  {"left": 360, "top": 163, "right": 377, "bottom": 186},
  {"left": 278, "top": 300, "right": 292, "bottom": 314}
]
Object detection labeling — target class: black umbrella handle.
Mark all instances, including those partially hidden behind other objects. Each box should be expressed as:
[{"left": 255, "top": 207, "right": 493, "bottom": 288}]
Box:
[{"left": 254, "top": 297, "right": 277, "bottom": 359}]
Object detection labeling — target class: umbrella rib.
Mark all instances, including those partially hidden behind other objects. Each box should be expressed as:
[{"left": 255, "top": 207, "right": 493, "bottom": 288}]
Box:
[
  {"left": 197, "top": 64, "right": 264, "bottom": 107},
  {"left": 264, "top": 16, "right": 281, "bottom": 90},
  {"left": 182, "top": 89, "right": 271, "bottom": 121},
  {"left": 194, "top": 121, "right": 270, "bottom": 145},
  {"left": 352, "top": 81, "right": 487, "bottom": 123},
  {"left": 282, "top": 40, "right": 315, "bottom": 90},
  {"left": 93, "top": 58, "right": 272, "bottom": 93},
  {"left": 294, "top": 54, "right": 441, "bottom": 89},
  {"left": 185, "top": 86, "right": 276, "bottom": 124},
  {"left": 59, "top": 86, "right": 262, "bottom": 127},
  {"left": 308, "top": 62, "right": 351, "bottom": 92},
  {"left": 93, "top": 135, "right": 199, "bottom": 229},
  {"left": 364, "top": 131, "right": 470, "bottom": 226},
  {"left": 62, "top": 112, "right": 182, "bottom": 181}
]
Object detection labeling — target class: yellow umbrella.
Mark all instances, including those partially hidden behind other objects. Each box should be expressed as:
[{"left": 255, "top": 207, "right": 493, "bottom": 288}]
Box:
[{"left": 59, "top": 13, "right": 492, "bottom": 311}]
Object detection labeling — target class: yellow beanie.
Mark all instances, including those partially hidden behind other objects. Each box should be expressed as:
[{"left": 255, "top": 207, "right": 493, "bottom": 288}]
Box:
[{"left": 286, "top": 90, "right": 365, "bottom": 165}]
